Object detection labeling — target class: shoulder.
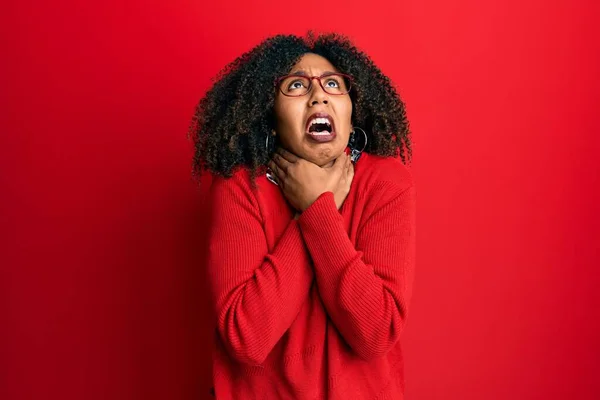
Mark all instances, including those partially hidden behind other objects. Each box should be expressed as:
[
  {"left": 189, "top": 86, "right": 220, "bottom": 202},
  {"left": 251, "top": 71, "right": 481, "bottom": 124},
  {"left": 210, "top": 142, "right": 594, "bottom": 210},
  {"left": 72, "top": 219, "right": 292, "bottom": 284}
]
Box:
[
  {"left": 207, "top": 167, "right": 258, "bottom": 206},
  {"left": 354, "top": 152, "right": 414, "bottom": 196},
  {"left": 208, "top": 167, "right": 278, "bottom": 210},
  {"left": 210, "top": 167, "right": 252, "bottom": 191}
]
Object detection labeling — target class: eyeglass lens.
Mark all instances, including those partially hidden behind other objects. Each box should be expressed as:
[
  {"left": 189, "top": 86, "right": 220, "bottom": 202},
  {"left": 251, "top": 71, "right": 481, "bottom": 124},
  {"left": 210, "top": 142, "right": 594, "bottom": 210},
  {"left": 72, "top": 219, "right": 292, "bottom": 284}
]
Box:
[{"left": 279, "top": 74, "right": 350, "bottom": 96}]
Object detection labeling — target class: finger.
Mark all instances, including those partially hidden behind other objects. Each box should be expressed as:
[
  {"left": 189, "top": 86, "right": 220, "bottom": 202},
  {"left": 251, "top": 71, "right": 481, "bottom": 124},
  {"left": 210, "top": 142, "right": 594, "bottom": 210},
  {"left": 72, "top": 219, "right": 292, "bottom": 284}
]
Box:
[
  {"left": 340, "top": 153, "right": 348, "bottom": 175},
  {"left": 272, "top": 153, "right": 290, "bottom": 172},
  {"left": 347, "top": 162, "right": 355, "bottom": 182},
  {"left": 333, "top": 152, "right": 347, "bottom": 170},
  {"left": 276, "top": 147, "right": 300, "bottom": 163},
  {"left": 268, "top": 172, "right": 280, "bottom": 185},
  {"left": 268, "top": 160, "right": 285, "bottom": 181},
  {"left": 344, "top": 155, "right": 352, "bottom": 181}
]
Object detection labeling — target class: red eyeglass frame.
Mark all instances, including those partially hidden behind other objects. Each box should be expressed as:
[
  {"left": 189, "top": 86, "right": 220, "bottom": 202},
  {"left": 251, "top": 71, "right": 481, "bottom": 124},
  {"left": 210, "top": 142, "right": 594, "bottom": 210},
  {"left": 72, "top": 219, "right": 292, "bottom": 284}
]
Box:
[{"left": 274, "top": 72, "right": 354, "bottom": 97}]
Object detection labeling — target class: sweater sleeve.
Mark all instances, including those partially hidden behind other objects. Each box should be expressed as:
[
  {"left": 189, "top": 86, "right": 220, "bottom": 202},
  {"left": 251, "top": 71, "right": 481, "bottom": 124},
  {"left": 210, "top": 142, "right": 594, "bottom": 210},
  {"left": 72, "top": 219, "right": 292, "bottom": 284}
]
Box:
[
  {"left": 207, "top": 173, "right": 313, "bottom": 365},
  {"left": 297, "top": 183, "right": 416, "bottom": 361}
]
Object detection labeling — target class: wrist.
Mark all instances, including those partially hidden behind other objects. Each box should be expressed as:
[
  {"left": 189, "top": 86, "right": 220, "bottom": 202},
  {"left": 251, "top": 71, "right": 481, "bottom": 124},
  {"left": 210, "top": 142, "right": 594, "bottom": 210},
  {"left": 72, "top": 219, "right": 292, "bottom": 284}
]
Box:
[{"left": 300, "top": 191, "right": 327, "bottom": 212}]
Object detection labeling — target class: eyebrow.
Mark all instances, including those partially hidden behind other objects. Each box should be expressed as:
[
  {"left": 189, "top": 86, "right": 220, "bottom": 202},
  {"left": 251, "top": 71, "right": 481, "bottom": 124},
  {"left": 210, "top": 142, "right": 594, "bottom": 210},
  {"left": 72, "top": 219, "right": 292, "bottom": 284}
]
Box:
[{"left": 289, "top": 70, "right": 339, "bottom": 76}]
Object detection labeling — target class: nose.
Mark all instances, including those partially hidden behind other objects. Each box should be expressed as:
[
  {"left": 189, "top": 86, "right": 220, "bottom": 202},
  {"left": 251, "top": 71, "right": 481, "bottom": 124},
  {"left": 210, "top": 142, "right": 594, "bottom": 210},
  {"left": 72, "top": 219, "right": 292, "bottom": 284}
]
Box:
[{"left": 307, "top": 77, "right": 329, "bottom": 106}]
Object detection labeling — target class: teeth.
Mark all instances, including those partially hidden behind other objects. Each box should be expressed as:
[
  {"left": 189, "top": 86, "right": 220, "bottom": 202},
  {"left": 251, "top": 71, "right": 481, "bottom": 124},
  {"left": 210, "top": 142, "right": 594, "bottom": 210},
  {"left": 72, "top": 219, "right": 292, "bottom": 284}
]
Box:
[{"left": 309, "top": 117, "right": 331, "bottom": 126}]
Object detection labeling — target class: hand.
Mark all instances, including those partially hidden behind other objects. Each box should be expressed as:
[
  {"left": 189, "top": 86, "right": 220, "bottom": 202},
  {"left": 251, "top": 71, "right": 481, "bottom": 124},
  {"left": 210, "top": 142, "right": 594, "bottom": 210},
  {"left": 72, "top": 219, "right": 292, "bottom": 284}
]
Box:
[{"left": 268, "top": 148, "right": 348, "bottom": 212}]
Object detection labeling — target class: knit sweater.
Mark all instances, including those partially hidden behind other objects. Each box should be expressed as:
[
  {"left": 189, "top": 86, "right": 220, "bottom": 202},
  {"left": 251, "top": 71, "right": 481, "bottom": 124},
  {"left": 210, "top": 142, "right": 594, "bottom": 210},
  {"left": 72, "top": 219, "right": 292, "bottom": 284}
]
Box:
[{"left": 205, "top": 152, "right": 416, "bottom": 400}]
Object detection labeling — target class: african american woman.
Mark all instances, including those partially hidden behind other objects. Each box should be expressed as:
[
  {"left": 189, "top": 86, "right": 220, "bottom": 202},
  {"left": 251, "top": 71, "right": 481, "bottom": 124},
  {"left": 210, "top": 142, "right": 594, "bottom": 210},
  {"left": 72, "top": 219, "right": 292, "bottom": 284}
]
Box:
[{"left": 190, "top": 32, "right": 416, "bottom": 400}]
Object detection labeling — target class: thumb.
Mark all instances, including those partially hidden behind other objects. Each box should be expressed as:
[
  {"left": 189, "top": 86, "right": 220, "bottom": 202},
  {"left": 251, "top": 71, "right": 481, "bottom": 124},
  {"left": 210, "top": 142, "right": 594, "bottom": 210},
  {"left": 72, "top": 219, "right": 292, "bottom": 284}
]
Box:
[{"left": 347, "top": 161, "right": 355, "bottom": 182}]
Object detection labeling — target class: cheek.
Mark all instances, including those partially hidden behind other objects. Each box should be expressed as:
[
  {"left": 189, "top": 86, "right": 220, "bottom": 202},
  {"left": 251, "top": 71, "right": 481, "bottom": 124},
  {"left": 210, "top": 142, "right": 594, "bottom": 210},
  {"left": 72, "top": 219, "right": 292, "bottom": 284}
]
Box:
[
  {"left": 274, "top": 101, "right": 305, "bottom": 150},
  {"left": 337, "top": 99, "right": 353, "bottom": 133},
  {"left": 275, "top": 101, "right": 299, "bottom": 130},
  {"left": 344, "top": 99, "right": 353, "bottom": 122},
  {"left": 336, "top": 98, "right": 353, "bottom": 127},
  {"left": 273, "top": 99, "right": 285, "bottom": 125}
]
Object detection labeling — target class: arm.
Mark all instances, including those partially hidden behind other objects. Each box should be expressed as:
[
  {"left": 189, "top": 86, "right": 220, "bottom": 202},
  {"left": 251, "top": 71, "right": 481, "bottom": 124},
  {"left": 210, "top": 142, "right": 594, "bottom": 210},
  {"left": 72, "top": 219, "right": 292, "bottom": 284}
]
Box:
[
  {"left": 297, "top": 183, "right": 416, "bottom": 361},
  {"left": 207, "top": 173, "right": 313, "bottom": 365}
]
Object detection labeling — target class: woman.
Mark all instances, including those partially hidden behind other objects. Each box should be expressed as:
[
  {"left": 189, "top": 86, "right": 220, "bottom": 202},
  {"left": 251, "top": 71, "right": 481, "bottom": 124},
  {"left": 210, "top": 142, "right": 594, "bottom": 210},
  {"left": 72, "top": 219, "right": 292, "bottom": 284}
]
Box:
[{"left": 190, "top": 32, "right": 415, "bottom": 399}]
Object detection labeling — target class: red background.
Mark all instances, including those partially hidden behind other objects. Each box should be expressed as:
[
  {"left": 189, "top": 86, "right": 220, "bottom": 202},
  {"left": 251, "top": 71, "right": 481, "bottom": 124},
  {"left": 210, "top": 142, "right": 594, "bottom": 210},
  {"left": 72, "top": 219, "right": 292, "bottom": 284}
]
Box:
[{"left": 2, "top": 0, "right": 599, "bottom": 399}]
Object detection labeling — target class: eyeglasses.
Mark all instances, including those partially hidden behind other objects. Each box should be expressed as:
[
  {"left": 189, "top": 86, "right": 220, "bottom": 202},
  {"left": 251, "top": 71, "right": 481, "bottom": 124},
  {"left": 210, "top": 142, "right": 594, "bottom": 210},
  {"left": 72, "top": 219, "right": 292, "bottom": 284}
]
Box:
[{"left": 275, "top": 73, "right": 353, "bottom": 97}]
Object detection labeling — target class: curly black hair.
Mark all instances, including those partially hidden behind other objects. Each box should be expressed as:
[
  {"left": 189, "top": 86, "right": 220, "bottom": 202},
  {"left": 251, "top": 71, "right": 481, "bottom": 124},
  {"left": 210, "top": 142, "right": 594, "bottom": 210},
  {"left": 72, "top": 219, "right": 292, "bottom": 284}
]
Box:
[{"left": 189, "top": 31, "right": 411, "bottom": 181}]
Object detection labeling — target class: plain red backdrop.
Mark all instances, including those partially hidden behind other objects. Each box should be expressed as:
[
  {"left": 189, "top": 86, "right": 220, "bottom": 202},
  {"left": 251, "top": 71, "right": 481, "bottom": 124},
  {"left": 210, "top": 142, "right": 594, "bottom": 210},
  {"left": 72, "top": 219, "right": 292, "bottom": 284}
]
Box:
[{"left": 2, "top": 0, "right": 599, "bottom": 399}]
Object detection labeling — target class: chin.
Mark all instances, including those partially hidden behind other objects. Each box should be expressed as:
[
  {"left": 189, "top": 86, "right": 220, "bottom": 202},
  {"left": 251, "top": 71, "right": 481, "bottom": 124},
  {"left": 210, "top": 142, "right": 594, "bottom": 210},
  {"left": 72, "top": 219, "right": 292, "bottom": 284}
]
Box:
[
  {"left": 312, "top": 149, "right": 345, "bottom": 167},
  {"left": 299, "top": 141, "right": 346, "bottom": 166},
  {"left": 314, "top": 159, "right": 334, "bottom": 167}
]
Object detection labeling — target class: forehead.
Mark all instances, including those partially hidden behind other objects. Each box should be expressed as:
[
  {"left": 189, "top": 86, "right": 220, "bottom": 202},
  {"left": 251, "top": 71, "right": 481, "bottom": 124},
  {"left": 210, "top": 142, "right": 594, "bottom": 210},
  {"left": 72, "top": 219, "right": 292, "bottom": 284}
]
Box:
[{"left": 289, "top": 53, "right": 338, "bottom": 75}]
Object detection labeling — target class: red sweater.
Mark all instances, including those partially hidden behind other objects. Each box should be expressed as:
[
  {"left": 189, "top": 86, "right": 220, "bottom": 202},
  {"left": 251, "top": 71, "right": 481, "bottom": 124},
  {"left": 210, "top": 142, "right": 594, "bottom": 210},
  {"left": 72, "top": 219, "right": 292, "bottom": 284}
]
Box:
[{"left": 205, "top": 152, "right": 416, "bottom": 399}]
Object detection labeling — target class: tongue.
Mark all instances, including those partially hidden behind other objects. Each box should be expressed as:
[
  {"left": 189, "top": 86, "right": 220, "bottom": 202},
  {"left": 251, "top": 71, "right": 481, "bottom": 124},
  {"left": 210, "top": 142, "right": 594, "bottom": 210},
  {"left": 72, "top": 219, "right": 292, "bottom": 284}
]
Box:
[{"left": 310, "top": 130, "right": 331, "bottom": 136}]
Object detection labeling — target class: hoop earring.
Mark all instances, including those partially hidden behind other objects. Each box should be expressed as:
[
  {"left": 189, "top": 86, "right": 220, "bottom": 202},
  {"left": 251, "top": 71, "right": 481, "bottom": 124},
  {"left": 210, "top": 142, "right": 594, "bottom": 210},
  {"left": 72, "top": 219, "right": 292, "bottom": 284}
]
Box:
[
  {"left": 348, "top": 127, "right": 367, "bottom": 162},
  {"left": 266, "top": 168, "right": 278, "bottom": 186},
  {"left": 265, "top": 133, "right": 275, "bottom": 155},
  {"left": 265, "top": 133, "right": 278, "bottom": 185}
]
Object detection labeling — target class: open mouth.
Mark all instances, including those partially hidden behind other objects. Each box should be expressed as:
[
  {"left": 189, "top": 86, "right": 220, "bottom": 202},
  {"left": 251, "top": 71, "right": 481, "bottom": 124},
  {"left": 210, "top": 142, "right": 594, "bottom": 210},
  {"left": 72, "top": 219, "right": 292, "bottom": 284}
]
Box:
[
  {"left": 305, "top": 113, "right": 336, "bottom": 142},
  {"left": 308, "top": 118, "right": 333, "bottom": 136}
]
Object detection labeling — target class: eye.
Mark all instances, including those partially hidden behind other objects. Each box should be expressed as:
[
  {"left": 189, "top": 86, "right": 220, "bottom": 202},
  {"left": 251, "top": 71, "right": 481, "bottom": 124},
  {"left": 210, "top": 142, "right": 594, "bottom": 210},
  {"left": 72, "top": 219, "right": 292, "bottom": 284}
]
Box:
[
  {"left": 324, "top": 78, "right": 340, "bottom": 88},
  {"left": 288, "top": 79, "right": 307, "bottom": 90}
]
